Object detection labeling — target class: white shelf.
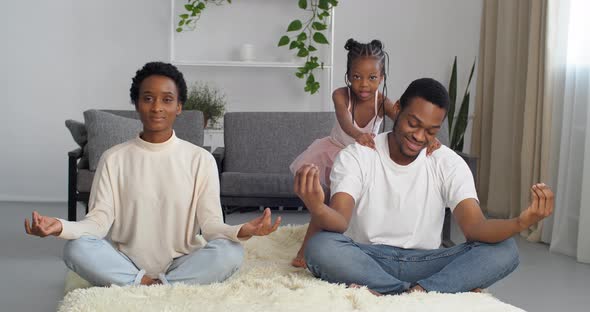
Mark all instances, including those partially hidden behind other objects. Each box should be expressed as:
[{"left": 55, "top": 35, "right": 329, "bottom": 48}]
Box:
[{"left": 172, "top": 60, "right": 332, "bottom": 69}]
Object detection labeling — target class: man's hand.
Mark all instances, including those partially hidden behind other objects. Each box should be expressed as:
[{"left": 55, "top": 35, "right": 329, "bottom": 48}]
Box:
[
  {"left": 355, "top": 133, "right": 376, "bottom": 150},
  {"left": 238, "top": 208, "right": 281, "bottom": 239},
  {"left": 518, "top": 183, "right": 554, "bottom": 230},
  {"left": 426, "top": 137, "right": 442, "bottom": 156},
  {"left": 294, "top": 164, "right": 325, "bottom": 213},
  {"left": 24, "top": 211, "right": 62, "bottom": 237}
]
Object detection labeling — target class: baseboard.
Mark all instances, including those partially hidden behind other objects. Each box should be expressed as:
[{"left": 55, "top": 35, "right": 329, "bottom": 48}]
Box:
[{"left": 0, "top": 194, "right": 66, "bottom": 203}]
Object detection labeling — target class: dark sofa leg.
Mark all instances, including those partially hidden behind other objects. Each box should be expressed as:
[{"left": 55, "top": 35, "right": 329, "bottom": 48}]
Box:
[
  {"left": 67, "top": 155, "right": 78, "bottom": 221},
  {"left": 442, "top": 207, "right": 455, "bottom": 247}
]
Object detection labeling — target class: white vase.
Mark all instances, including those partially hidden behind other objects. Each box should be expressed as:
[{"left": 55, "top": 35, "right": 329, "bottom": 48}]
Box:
[{"left": 240, "top": 44, "right": 255, "bottom": 62}]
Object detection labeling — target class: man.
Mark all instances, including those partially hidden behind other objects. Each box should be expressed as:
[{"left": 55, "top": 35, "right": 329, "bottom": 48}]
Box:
[
  {"left": 25, "top": 62, "right": 281, "bottom": 286},
  {"left": 295, "top": 78, "right": 554, "bottom": 294}
]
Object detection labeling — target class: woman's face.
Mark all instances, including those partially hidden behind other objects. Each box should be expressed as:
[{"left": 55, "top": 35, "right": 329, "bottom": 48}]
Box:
[{"left": 135, "top": 75, "right": 181, "bottom": 139}]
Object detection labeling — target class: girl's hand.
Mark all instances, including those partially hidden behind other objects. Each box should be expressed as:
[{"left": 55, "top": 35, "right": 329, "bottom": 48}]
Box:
[
  {"left": 355, "top": 133, "right": 376, "bottom": 150},
  {"left": 426, "top": 137, "right": 442, "bottom": 156},
  {"left": 24, "top": 211, "right": 63, "bottom": 237}
]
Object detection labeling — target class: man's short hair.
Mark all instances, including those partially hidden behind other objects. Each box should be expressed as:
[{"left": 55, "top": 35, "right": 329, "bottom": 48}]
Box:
[{"left": 399, "top": 78, "right": 450, "bottom": 112}]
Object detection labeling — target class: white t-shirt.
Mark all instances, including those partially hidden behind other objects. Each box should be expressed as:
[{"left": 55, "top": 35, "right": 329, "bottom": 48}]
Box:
[{"left": 330, "top": 132, "right": 478, "bottom": 250}]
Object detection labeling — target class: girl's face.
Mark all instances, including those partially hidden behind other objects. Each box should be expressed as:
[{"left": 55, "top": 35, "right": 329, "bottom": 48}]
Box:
[
  {"left": 348, "top": 57, "right": 384, "bottom": 101},
  {"left": 136, "top": 75, "right": 182, "bottom": 140}
]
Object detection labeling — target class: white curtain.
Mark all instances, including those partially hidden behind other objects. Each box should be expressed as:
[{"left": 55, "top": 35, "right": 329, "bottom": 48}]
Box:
[{"left": 542, "top": 0, "right": 590, "bottom": 264}]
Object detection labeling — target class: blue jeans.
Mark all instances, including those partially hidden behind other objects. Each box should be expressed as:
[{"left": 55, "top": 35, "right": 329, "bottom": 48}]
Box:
[
  {"left": 63, "top": 236, "right": 243, "bottom": 286},
  {"left": 305, "top": 231, "right": 519, "bottom": 294}
]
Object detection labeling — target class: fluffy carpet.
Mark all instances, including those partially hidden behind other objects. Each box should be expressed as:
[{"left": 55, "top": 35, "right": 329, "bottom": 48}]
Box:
[{"left": 59, "top": 225, "right": 524, "bottom": 312}]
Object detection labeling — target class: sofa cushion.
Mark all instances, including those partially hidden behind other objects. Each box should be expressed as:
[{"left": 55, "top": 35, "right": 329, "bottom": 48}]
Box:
[
  {"left": 223, "top": 112, "right": 335, "bottom": 174},
  {"left": 65, "top": 120, "right": 87, "bottom": 147},
  {"left": 221, "top": 172, "right": 297, "bottom": 198},
  {"left": 76, "top": 169, "right": 94, "bottom": 193},
  {"left": 84, "top": 110, "right": 143, "bottom": 171}
]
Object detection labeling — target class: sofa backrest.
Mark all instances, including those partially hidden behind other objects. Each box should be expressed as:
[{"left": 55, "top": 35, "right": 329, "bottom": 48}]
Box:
[
  {"left": 223, "top": 112, "right": 335, "bottom": 174},
  {"left": 380, "top": 116, "right": 450, "bottom": 146},
  {"left": 102, "top": 109, "right": 204, "bottom": 146}
]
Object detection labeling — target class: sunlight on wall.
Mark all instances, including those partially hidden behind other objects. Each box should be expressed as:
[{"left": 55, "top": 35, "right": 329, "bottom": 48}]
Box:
[{"left": 567, "top": 0, "right": 590, "bottom": 65}]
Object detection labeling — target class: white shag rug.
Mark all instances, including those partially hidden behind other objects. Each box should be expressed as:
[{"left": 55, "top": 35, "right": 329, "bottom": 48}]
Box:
[{"left": 59, "top": 224, "right": 524, "bottom": 312}]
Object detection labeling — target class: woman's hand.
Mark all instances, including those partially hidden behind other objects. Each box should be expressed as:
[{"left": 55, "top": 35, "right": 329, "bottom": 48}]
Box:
[
  {"left": 238, "top": 208, "right": 281, "bottom": 239},
  {"left": 24, "top": 211, "right": 63, "bottom": 237},
  {"left": 355, "top": 133, "right": 376, "bottom": 150}
]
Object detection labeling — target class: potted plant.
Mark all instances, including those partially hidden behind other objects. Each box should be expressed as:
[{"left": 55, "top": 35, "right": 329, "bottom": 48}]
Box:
[
  {"left": 448, "top": 56, "right": 478, "bottom": 177},
  {"left": 184, "top": 82, "right": 226, "bottom": 129}
]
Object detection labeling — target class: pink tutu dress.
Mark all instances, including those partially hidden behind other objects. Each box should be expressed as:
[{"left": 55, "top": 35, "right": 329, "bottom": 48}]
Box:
[{"left": 289, "top": 88, "right": 383, "bottom": 187}]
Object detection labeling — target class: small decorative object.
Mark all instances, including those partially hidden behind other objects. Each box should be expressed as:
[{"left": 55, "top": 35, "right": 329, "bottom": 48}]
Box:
[
  {"left": 240, "top": 43, "right": 255, "bottom": 62},
  {"left": 184, "top": 82, "right": 226, "bottom": 129},
  {"left": 447, "top": 56, "right": 476, "bottom": 152}
]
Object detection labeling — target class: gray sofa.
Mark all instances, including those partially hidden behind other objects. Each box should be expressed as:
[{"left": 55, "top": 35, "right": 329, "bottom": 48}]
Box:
[
  {"left": 66, "top": 109, "right": 204, "bottom": 221},
  {"left": 213, "top": 112, "right": 334, "bottom": 212}
]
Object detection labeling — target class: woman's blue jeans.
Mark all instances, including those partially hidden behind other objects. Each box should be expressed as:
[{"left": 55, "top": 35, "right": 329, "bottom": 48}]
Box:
[{"left": 63, "top": 236, "right": 244, "bottom": 286}]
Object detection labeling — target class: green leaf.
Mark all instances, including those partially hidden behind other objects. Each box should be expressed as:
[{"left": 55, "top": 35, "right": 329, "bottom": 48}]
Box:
[
  {"left": 448, "top": 56, "right": 457, "bottom": 136},
  {"left": 327, "top": 0, "right": 338, "bottom": 5},
  {"left": 295, "top": 72, "right": 304, "bottom": 79},
  {"left": 297, "top": 32, "right": 307, "bottom": 41},
  {"left": 313, "top": 32, "right": 329, "bottom": 44},
  {"left": 321, "top": 11, "right": 330, "bottom": 18},
  {"left": 318, "top": 0, "right": 329, "bottom": 10},
  {"left": 176, "top": 27, "right": 183, "bottom": 32},
  {"left": 312, "top": 22, "right": 327, "bottom": 31},
  {"left": 289, "top": 41, "right": 299, "bottom": 50},
  {"left": 278, "top": 36, "right": 290, "bottom": 47},
  {"left": 197, "top": 2, "right": 205, "bottom": 9},
  {"left": 184, "top": 4, "right": 193, "bottom": 10},
  {"left": 308, "top": 45, "right": 317, "bottom": 52},
  {"left": 297, "top": 48, "right": 309, "bottom": 57},
  {"left": 180, "top": 14, "right": 189, "bottom": 19},
  {"left": 306, "top": 73, "right": 316, "bottom": 84},
  {"left": 287, "top": 20, "right": 303, "bottom": 32},
  {"left": 179, "top": 20, "right": 185, "bottom": 26},
  {"left": 298, "top": 0, "right": 307, "bottom": 9},
  {"left": 451, "top": 93, "right": 470, "bottom": 151}
]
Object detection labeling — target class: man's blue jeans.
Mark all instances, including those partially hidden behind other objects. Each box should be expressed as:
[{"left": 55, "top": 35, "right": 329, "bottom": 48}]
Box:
[
  {"left": 63, "top": 236, "right": 244, "bottom": 286},
  {"left": 305, "top": 231, "right": 519, "bottom": 294}
]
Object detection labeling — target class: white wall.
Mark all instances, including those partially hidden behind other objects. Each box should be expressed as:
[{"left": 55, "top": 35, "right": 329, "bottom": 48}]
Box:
[
  {"left": 0, "top": 0, "right": 169, "bottom": 202},
  {"left": 0, "top": 0, "right": 482, "bottom": 202}
]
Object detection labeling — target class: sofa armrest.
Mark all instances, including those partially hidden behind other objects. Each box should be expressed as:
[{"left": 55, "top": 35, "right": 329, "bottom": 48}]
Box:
[
  {"left": 68, "top": 148, "right": 83, "bottom": 159},
  {"left": 212, "top": 147, "right": 225, "bottom": 175}
]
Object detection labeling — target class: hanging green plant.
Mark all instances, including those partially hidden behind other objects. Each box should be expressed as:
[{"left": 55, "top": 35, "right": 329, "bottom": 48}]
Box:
[
  {"left": 278, "top": 0, "right": 338, "bottom": 94},
  {"left": 176, "top": 0, "right": 231, "bottom": 32}
]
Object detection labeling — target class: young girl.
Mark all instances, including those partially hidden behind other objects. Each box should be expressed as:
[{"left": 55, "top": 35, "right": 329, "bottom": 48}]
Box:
[{"left": 289, "top": 39, "right": 440, "bottom": 268}]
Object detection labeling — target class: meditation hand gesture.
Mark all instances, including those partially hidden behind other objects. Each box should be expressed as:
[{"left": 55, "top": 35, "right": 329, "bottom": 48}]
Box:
[
  {"left": 355, "top": 133, "right": 376, "bottom": 150},
  {"left": 518, "top": 183, "right": 554, "bottom": 230},
  {"left": 238, "top": 208, "right": 281, "bottom": 239},
  {"left": 24, "top": 211, "right": 62, "bottom": 237},
  {"left": 294, "top": 164, "right": 325, "bottom": 213}
]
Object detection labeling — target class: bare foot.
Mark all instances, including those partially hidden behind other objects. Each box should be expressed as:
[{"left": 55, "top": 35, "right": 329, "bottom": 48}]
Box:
[
  {"left": 471, "top": 288, "right": 483, "bottom": 293},
  {"left": 291, "top": 250, "right": 307, "bottom": 268},
  {"left": 349, "top": 283, "right": 382, "bottom": 296},
  {"left": 406, "top": 285, "right": 426, "bottom": 293},
  {"left": 140, "top": 276, "right": 162, "bottom": 286}
]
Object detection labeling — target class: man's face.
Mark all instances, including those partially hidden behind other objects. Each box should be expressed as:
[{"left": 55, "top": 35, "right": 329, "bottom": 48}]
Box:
[
  {"left": 136, "top": 75, "right": 181, "bottom": 135},
  {"left": 391, "top": 97, "right": 446, "bottom": 161}
]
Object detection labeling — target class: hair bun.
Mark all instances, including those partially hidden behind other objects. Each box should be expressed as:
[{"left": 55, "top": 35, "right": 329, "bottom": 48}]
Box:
[
  {"left": 370, "top": 40, "right": 383, "bottom": 50},
  {"left": 344, "top": 38, "right": 358, "bottom": 51}
]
